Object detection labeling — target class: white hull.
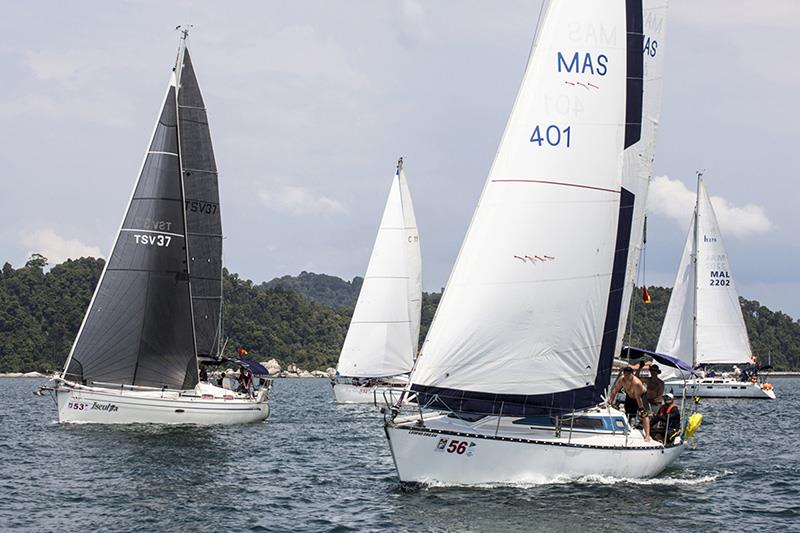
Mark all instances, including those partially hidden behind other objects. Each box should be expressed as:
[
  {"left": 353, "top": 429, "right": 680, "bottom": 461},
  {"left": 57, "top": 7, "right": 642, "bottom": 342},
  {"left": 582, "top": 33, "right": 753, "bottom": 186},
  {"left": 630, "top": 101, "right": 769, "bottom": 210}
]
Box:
[
  {"left": 332, "top": 383, "right": 404, "bottom": 405},
  {"left": 55, "top": 383, "right": 270, "bottom": 425},
  {"left": 664, "top": 378, "right": 776, "bottom": 399},
  {"left": 385, "top": 409, "right": 685, "bottom": 486}
]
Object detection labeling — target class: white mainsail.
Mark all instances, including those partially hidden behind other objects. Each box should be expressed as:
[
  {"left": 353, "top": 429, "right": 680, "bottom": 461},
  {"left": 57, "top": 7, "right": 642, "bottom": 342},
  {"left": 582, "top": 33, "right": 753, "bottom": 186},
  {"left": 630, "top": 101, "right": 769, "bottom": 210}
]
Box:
[
  {"left": 337, "top": 161, "right": 421, "bottom": 378},
  {"left": 616, "top": 0, "right": 669, "bottom": 354},
  {"left": 657, "top": 177, "right": 752, "bottom": 370},
  {"left": 410, "top": 0, "right": 641, "bottom": 414}
]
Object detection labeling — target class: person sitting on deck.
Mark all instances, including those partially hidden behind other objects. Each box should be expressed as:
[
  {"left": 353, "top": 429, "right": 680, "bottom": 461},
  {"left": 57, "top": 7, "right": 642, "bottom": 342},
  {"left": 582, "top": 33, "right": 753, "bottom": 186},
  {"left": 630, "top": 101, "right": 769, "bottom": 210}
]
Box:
[
  {"left": 651, "top": 393, "right": 681, "bottom": 444},
  {"left": 609, "top": 367, "right": 651, "bottom": 442},
  {"left": 238, "top": 367, "right": 254, "bottom": 398}
]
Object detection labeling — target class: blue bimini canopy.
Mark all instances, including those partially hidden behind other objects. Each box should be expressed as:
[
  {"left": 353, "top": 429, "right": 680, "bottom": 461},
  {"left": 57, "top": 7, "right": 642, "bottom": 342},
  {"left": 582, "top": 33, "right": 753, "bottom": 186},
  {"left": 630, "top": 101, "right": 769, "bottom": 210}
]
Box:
[
  {"left": 621, "top": 346, "right": 696, "bottom": 375},
  {"left": 232, "top": 358, "right": 271, "bottom": 376}
]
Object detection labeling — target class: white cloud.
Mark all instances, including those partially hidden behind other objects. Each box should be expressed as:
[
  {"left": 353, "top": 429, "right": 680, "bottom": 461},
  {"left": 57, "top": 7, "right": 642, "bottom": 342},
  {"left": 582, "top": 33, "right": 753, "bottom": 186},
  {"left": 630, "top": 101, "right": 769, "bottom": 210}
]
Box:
[
  {"left": 259, "top": 186, "right": 346, "bottom": 216},
  {"left": 21, "top": 228, "right": 102, "bottom": 265},
  {"left": 648, "top": 175, "right": 773, "bottom": 237}
]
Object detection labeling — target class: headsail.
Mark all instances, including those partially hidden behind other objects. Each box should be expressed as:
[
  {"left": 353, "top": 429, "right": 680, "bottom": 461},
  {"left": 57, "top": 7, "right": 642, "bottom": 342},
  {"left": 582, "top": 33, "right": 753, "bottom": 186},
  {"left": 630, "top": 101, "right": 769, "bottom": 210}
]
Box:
[
  {"left": 63, "top": 74, "right": 197, "bottom": 390},
  {"left": 409, "top": 0, "right": 645, "bottom": 416},
  {"left": 176, "top": 43, "right": 224, "bottom": 361},
  {"left": 655, "top": 212, "right": 696, "bottom": 373},
  {"left": 337, "top": 160, "right": 422, "bottom": 378}
]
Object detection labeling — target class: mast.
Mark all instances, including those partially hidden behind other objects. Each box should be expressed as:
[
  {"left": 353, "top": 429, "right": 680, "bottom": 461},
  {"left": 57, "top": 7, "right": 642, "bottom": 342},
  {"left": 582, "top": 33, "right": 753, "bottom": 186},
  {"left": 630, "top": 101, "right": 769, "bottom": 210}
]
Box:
[
  {"left": 692, "top": 171, "right": 701, "bottom": 367},
  {"left": 174, "top": 28, "right": 201, "bottom": 380}
]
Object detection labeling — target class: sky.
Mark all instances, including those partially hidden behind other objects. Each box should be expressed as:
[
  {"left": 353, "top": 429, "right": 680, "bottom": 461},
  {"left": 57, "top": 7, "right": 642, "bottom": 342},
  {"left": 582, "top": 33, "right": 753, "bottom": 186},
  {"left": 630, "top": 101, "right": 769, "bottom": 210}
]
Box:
[{"left": 1, "top": 1, "right": 798, "bottom": 318}]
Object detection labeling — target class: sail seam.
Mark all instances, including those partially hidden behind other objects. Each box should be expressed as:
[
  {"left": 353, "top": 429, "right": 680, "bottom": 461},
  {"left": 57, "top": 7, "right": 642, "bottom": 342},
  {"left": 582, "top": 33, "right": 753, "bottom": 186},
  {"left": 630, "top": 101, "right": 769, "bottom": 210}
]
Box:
[
  {"left": 120, "top": 228, "right": 185, "bottom": 238},
  {"left": 147, "top": 151, "right": 179, "bottom": 157},
  {"left": 491, "top": 179, "right": 620, "bottom": 194}
]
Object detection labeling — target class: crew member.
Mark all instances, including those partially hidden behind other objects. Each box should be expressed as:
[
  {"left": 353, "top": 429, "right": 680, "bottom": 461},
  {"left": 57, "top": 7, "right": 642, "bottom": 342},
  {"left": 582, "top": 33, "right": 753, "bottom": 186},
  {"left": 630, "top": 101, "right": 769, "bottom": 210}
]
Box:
[
  {"left": 651, "top": 393, "right": 681, "bottom": 443},
  {"left": 238, "top": 367, "right": 254, "bottom": 398},
  {"left": 609, "top": 367, "right": 651, "bottom": 441},
  {"left": 646, "top": 364, "right": 665, "bottom": 411}
]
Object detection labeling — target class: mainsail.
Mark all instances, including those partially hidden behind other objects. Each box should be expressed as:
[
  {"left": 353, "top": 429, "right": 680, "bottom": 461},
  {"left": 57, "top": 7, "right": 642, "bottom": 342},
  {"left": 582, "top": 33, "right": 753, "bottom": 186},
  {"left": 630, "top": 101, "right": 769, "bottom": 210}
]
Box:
[
  {"left": 616, "top": 0, "right": 669, "bottom": 354},
  {"left": 176, "top": 45, "right": 223, "bottom": 361},
  {"left": 409, "top": 0, "right": 646, "bottom": 416},
  {"left": 62, "top": 37, "right": 222, "bottom": 389},
  {"left": 337, "top": 160, "right": 422, "bottom": 378},
  {"left": 657, "top": 177, "right": 752, "bottom": 369}
]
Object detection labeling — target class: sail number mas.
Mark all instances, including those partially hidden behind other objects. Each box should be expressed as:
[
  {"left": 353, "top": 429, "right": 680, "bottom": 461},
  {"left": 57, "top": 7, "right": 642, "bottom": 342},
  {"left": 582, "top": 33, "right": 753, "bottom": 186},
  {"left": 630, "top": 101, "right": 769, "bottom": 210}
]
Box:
[{"left": 530, "top": 125, "right": 571, "bottom": 147}]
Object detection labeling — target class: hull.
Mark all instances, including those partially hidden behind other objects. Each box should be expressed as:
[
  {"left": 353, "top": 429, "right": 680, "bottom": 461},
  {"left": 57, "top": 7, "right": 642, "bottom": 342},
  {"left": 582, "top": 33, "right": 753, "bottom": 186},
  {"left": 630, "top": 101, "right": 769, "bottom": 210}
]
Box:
[
  {"left": 385, "top": 410, "right": 685, "bottom": 486},
  {"left": 664, "top": 379, "right": 776, "bottom": 399},
  {"left": 55, "top": 384, "right": 270, "bottom": 425},
  {"left": 332, "top": 383, "right": 404, "bottom": 405}
]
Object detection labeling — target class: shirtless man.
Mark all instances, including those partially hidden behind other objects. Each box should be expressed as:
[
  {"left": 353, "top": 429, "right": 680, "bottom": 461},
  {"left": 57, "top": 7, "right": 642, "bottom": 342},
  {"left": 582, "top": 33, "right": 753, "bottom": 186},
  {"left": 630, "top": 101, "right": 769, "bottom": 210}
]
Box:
[
  {"left": 646, "top": 364, "right": 665, "bottom": 411},
  {"left": 609, "top": 366, "right": 651, "bottom": 441}
]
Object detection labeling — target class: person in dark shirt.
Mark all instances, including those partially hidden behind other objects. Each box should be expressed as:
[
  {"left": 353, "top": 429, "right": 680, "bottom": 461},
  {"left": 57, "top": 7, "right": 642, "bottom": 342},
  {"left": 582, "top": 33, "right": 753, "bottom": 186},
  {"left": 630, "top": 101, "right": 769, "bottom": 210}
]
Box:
[
  {"left": 238, "top": 367, "right": 253, "bottom": 398},
  {"left": 199, "top": 365, "right": 208, "bottom": 382}
]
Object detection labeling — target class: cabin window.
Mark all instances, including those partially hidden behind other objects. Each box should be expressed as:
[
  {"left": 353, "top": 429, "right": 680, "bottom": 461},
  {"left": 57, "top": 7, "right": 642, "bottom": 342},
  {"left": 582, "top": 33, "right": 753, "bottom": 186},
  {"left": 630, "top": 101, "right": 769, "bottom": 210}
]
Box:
[{"left": 565, "top": 417, "right": 605, "bottom": 429}]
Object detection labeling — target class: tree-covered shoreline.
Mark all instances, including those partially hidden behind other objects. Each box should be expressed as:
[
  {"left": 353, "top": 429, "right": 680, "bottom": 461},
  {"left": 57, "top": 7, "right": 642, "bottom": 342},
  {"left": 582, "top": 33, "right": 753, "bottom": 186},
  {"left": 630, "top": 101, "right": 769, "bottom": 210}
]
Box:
[{"left": 1, "top": 256, "right": 798, "bottom": 372}]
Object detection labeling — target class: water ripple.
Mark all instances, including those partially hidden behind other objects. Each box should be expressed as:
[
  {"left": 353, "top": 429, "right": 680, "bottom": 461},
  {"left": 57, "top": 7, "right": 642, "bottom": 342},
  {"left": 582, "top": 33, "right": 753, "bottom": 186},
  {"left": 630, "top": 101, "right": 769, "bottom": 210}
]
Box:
[{"left": 1, "top": 377, "right": 798, "bottom": 531}]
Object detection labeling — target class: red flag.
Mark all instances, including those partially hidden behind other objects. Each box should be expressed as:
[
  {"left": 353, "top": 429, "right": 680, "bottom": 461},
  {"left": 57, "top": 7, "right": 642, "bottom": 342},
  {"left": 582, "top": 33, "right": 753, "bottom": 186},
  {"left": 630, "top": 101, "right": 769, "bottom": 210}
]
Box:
[{"left": 642, "top": 287, "right": 652, "bottom": 304}]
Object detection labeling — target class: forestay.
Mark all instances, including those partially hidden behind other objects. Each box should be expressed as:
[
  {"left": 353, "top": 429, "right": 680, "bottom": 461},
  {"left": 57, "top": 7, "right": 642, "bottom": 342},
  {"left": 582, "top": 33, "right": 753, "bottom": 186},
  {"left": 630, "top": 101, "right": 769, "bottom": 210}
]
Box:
[
  {"left": 337, "top": 162, "right": 421, "bottom": 378},
  {"left": 657, "top": 178, "right": 752, "bottom": 369},
  {"left": 410, "top": 0, "right": 646, "bottom": 416}
]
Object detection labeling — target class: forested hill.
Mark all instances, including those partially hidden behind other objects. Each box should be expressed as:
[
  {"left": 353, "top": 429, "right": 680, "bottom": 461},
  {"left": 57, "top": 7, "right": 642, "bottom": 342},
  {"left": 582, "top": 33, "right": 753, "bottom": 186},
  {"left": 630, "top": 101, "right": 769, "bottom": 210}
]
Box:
[
  {"left": 264, "top": 272, "right": 363, "bottom": 308},
  {"left": 1, "top": 256, "right": 799, "bottom": 372}
]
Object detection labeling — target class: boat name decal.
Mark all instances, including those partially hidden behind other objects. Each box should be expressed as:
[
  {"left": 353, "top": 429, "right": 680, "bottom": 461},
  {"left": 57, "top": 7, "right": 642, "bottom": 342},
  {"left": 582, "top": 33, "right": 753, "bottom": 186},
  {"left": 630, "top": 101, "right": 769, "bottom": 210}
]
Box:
[
  {"left": 408, "top": 429, "right": 435, "bottom": 437},
  {"left": 68, "top": 401, "right": 118, "bottom": 412}
]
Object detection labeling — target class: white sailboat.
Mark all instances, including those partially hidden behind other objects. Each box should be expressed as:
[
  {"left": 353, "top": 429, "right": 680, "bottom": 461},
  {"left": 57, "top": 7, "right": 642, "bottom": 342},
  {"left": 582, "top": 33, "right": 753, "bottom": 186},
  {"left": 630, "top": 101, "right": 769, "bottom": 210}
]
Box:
[
  {"left": 36, "top": 32, "right": 271, "bottom": 424},
  {"left": 657, "top": 176, "right": 776, "bottom": 399},
  {"left": 384, "top": 0, "right": 687, "bottom": 486},
  {"left": 332, "top": 158, "right": 421, "bottom": 405}
]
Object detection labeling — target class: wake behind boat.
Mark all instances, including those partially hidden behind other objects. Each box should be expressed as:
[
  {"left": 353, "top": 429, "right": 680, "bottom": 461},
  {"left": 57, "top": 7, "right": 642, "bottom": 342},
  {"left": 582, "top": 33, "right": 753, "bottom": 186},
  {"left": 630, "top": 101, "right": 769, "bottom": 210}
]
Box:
[
  {"left": 332, "top": 158, "right": 421, "bottom": 405},
  {"left": 384, "top": 0, "right": 687, "bottom": 486},
  {"left": 36, "top": 31, "right": 271, "bottom": 424},
  {"left": 655, "top": 175, "right": 775, "bottom": 400}
]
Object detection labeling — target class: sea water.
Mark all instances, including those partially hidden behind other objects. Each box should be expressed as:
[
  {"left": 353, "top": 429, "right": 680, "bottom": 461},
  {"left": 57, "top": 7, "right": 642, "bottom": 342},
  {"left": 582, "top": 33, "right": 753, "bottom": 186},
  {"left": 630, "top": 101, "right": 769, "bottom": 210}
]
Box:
[{"left": 1, "top": 377, "right": 797, "bottom": 531}]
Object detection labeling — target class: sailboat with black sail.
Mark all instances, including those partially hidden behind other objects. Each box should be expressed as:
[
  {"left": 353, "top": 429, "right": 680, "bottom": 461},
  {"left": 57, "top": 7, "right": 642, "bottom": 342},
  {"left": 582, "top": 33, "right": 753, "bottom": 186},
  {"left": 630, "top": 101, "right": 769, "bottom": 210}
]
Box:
[
  {"left": 332, "top": 158, "right": 421, "bottom": 404},
  {"left": 384, "top": 0, "right": 692, "bottom": 485},
  {"left": 36, "top": 32, "right": 270, "bottom": 424},
  {"left": 656, "top": 175, "right": 776, "bottom": 399}
]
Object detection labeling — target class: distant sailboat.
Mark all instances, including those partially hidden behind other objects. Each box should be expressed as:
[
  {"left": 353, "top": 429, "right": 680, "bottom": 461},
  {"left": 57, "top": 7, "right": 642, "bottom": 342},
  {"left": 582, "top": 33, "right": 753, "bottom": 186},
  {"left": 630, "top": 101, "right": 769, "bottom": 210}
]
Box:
[
  {"left": 332, "top": 158, "right": 421, "bottom": 405},
  {"left": 384, "top": 0, "right": 689, "bottom": 486},
  {"left": 657, "top": 175, "right": 776, "bottom": 399},
  {"left": 37, "top": 32, "right": 271, "bottom": 424}
]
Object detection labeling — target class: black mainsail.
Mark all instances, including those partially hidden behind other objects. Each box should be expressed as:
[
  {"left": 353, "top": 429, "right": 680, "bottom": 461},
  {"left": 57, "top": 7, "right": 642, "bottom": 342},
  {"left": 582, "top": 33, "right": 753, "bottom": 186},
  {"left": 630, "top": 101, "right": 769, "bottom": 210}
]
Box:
[
  {"left": 177, "top": 47, "right": 223, "bottom": 362},
  {"left": 63, "top": 37, "right": 221, "bottom": 390}
]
